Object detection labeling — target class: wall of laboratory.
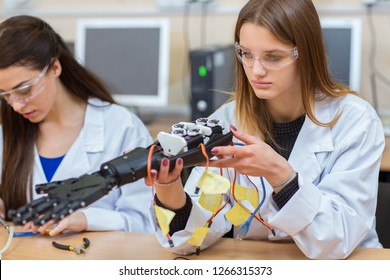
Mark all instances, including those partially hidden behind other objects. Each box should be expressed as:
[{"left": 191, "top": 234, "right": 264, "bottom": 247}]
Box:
[{"left": 0, "top": 0, "right": 389, "bottom": 117}]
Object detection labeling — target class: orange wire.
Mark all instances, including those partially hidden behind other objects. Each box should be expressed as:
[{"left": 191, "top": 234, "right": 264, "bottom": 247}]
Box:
[
  {"left": 230, "top": 169, "right": 238, "bottom": 202},
  {"left": 199, "top": 143, "right": 209, "bottom": 168},
  {"left": 199, "top": 141, "right": 274, "bottom": 233},
  {"left": 255, "top": 214, "right": 274, "bottom": 232},
  {"left": 206, "top": 192, "right": 230, "bottom": 224},
  {"left": 230, "top": 170, "right": 274, "bottom": 233},
  {"left": 147, "top": 144, "right": 156, "bottom": 203},
  {"left": 204, "top": 167, "right": 231, "bottom": 225}
]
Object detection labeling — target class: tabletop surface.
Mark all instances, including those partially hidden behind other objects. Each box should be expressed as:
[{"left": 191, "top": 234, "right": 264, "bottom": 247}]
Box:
[{"left": 2, "top": 227, "right": 390, "bottom": 260}]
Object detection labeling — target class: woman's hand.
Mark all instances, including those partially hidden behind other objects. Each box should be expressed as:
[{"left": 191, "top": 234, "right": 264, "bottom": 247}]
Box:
[
  {"left": 144, "top": 157, "right": 187, "bottom": 210},
  {"left": 24, "top": 211, "right": 88, "bottom": 237},
  {"left": 209, "top": 126, "right": 294, "bottom": 188}
]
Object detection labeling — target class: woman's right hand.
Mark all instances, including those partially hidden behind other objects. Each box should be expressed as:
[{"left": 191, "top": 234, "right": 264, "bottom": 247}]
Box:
[
  {"left": 209, "top": 126, "right": 295, "bottom": 191},
  {"left": 144, "top": 157, "right": 187, "bottom": 210}
]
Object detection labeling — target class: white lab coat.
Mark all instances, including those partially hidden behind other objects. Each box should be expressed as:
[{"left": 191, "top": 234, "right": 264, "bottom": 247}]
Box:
[
  {"left": 150, "top": 93, "right": 385, "bottom": 259},
  {"left": 1, "top": 98, "right": 153, "bottom": 233}
]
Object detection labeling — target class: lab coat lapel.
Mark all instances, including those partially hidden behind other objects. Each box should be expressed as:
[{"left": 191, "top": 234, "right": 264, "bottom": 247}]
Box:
[
  {"left": 288, "top": 99, "right": 334, "bottom": 184},
  {"left": 33, "top": 145, "right": 47, "bottom": 185},
  {"left": 53, "top": 129, "right": 91, "bottom": 179}
]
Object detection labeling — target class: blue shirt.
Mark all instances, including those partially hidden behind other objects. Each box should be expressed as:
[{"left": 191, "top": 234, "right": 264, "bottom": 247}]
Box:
[{"left": 39, "top": 155, "right": 65, "bottom": 182}]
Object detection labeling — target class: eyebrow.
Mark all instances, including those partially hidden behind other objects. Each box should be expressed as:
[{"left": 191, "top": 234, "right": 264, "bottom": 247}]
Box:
[{"left": 0, "top": 78, "right": 34, "bottom": 92}]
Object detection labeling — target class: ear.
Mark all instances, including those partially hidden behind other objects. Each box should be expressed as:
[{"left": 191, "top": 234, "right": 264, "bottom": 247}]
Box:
[{"left": 50, "top": 58, "right": 62, "bottom": 78}]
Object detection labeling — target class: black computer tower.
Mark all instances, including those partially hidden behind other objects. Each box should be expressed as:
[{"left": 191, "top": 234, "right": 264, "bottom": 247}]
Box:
[{"left": 190, "top": 45, "right": 235, "bottom": 120}]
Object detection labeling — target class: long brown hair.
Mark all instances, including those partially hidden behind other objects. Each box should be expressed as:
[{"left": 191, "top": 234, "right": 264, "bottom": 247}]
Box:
[
  {"left": 234, "top": 0, "right": 353, "bottom": 142},
  {"left": 0, "top": 15, "right": 115, "bottom": 214}
]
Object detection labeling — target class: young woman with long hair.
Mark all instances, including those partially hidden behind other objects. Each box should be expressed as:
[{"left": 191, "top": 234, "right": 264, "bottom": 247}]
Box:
[
  {"left": 0, "top": 15, "right": 153, "bottom": 236},
  {"left": 146, "top": 0, "right": 385, "bottom": 259}
]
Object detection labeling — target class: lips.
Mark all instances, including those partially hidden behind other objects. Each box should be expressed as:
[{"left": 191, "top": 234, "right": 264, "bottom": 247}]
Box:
[
  {"left": 252, "top": 80, "right": 272, "bottom": 89},
  {"left": 22, "top": 111, "right": 36, "bottom": 119}
]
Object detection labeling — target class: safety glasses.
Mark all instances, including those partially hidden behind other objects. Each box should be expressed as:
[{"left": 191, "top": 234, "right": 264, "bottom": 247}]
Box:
[
  {"left": 235, "top": 42, "right": 298, "bottom": 70},
  {"left": 0, "top": 63, "right": 50, "bottom": 105}
]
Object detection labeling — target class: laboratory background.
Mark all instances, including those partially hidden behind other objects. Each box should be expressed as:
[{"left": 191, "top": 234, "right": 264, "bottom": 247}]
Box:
[{"left": 0, "top": 0, "right": 388, "bottom": 130}]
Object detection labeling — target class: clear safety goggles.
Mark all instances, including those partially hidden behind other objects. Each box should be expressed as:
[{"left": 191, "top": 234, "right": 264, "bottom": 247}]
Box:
[
  {"left": 235, "top": 42, "right": 298, "bottom": 70},
  {"left": 0, "top": 63, "right": 49, "bottom": 105}
]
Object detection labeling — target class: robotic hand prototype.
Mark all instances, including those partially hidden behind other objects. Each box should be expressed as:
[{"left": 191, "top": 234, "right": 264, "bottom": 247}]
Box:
[{"left": 8, "top": 118, "right": 233, "bottom": 226}]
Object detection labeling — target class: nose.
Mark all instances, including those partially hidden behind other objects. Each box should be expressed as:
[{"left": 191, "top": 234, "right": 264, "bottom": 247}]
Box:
[
  {"left": 11, "top": 100, "right": 27, "bottom": 113},
  {"left": 252, "top": 59, "right": 267, "bottom": 77}
]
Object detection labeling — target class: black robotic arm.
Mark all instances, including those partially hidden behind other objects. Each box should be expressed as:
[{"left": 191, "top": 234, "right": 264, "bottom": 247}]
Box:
[{"left": 8, "top": 118, "right": 233, "bottom": 226}]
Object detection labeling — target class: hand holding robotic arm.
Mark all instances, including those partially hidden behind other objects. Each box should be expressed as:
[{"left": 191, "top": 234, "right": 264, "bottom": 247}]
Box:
[{"left": 8, "top": 118, "right": 233, "bottom": 226}]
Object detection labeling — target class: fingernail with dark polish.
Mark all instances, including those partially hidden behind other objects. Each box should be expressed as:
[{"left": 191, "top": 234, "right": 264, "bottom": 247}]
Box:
[
  {"left": 177, "top": 158, "right": 183, "bottom": 166},
  {"left": 162, "top": 158, "right": 169, "bottom": 167},
  {"left": 230, "top": 125, "right": 237, "bottom": 131}
]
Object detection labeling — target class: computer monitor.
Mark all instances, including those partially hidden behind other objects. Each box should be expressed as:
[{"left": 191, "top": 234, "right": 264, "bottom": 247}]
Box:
[
  {"left": 321, "top": 18, "right": 362, "bottom": 92},
  {"left": 75, "top": 18, "right": 170, "bottom": 107}
]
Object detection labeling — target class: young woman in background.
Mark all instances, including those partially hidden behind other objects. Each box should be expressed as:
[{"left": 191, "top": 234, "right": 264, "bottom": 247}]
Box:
[{"left": 0, "top": 15, "right": 153, "bottom": 236}]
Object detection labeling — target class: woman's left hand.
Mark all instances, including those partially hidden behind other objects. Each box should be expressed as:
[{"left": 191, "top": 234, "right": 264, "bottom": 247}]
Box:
[{"left": 144, "top": 158, "right": 187, "bottom": 210}]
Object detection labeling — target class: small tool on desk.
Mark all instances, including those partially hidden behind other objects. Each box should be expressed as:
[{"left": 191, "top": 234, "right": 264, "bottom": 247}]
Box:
[{"left": 52, "top": 237, "right": 90, "bottom": 254}]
